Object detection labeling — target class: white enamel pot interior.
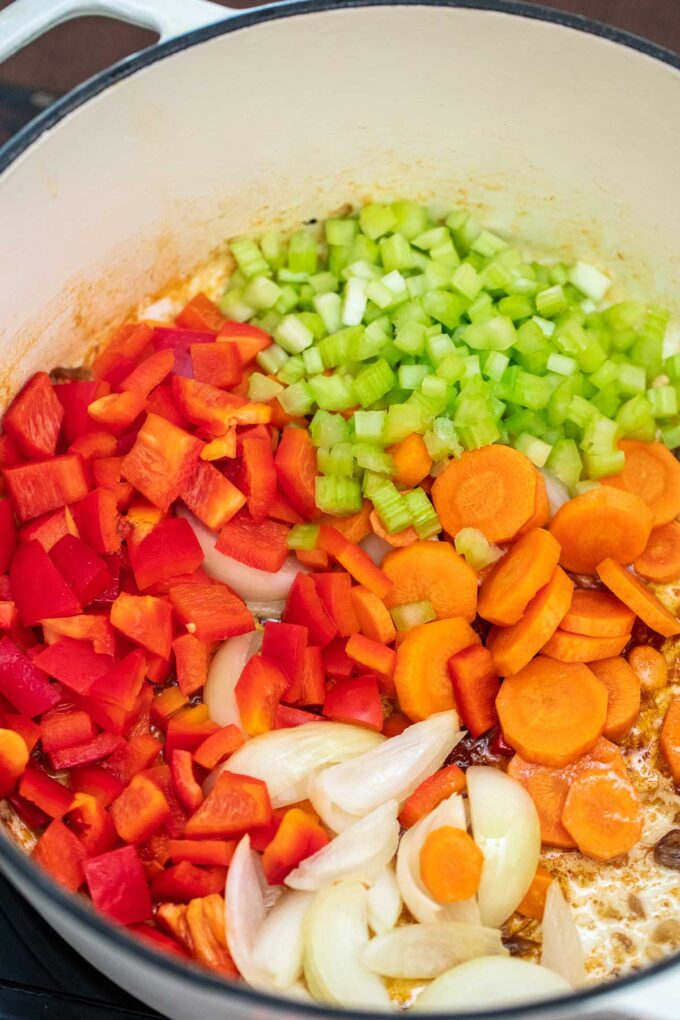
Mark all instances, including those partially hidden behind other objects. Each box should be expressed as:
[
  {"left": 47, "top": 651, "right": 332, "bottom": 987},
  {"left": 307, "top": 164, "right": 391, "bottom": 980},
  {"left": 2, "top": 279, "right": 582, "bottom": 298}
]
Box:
[{"left": 0, "top": 1, "right": 680, "bottom": 1018}]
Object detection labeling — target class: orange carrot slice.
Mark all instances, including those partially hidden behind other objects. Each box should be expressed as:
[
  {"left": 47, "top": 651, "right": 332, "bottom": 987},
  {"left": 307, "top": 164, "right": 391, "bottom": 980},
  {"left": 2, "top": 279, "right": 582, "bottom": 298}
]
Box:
[
  {"left": 394, "top": 618, "right": 479, "bottom": 721},
  {"left": 517, "top": 471, "right": 551, "bottom": 535},
  {"left": 390, "top": 433, "right": 432, "bottom": 488},
  {"left": 431, "top": 446, "right": 537, "bottom": 543},
  {"left": 478, "top": 528, "right": 561, "bottom": 626},
  {"left": 561, "top": 769, "right": 644, "bottom": 861},
  {"left": 560, "top": 589, "right": 635, "bottom": 637},
  {"left": 597, "top": 558, "right": 680, "bottom": 637},
  {"left": 601, "top": 440, "right": 680, "bottom": 526},
  {"left": 351, "top": 586, "right": 396, "bottom": 645},
  {"left": 486, "top": 567, "right": 574, "bottom": 676},
  {"left": 588, "top": 657, "right": 641, "bottom": 742},
  {"left": 516, "top": 864, "right": 553, "bottom": 919},
  {"left": 627, "top": 644, "right": 668, "bottom": 693},
  {"left": 382, "top": 541, "right": 477, "bottom": 622},
  {"left": 541, "top": 629, "right": 630, "bottom": 663},
  {"left": 549, "top": 487, "right": 653, "bottom": 575},
  {"left": 316, "top": 501, "right": 372, "bottom": 545},
  {"left": 634, "top": 521, "right": 680, "bottom": 583},
  {"left": 398, "top": 764, "right": 466, "bottom": 828},
  {"left": 496, "top": 656, "right": 607, "bottom": 767},
  {"left": 660, "top": 699, "right": 680, "bottom": 784},
  {"left": 369, "top": 510, "right": 418, "bottom": 548},
  {"left": 419, "top": 826, "right": 484, "bottom": 903}
]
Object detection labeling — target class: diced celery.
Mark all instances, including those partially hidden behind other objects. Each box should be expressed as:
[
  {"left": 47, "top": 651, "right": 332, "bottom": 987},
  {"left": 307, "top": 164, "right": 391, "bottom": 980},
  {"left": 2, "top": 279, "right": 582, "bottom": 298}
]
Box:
[
  {"left": 394, "top": 321, "right": 427, "bottom": 355},
  {"left": 309, "top": 373, "right": 357, "bottom": 411},
  {"left": 580, "top": 413, "right": 619, "bottom": 454},
  {"left": 390, "top": 601, "right": 436, "bottom": 631},
  {"left": 260, "top": 229, "right": 285, "bottom": 271},
  {"left": 454, "top": 527, "right": 503, "bottom": 570},
  {"left": 498, "top": 294, "right": 534, "bottom": 321},
  {"left": 380, "top": 233, "right": 414, "bottom": 272},
  {"left": 315, "top": 476, "right": 362, "bottom": 514},
  {"left": 383, "top": 403, "right": 423, "bottom": 444},
  {"left": 371, "top": 481, "right": 412, "bottom": 533},
  {"left": 277, "top": 355, "right": 306, "bottom": 384},
  {"left": 423, "top": 290, "right": 465, "bottom": 330},
  {"left": 248, "top": 373, "right": 284, "bottom": 403},
  {"left": 257, "top": 343, "right": 289, "bottom": 375},
  {"left": 230, "top": 236, "right": 271, "bottom": 279},
  {"left": 318, "top": 442, "right": 354, "bottom": 477},
  {"left": 573, "top": 479, "right": 601, "bottom": 496},
  {"left": 302, "top": 346, "right": 324, "bottom": 376},
  {"left": 583, "top": 449, "right": 626, "bottom": 479},
  {"left": 403, "top": 487, "right": 441, "bottom": 538},
  {"left": 590, "top": 359, "right": 619, "bottom": 389},
  {"left": 359, "top": 203, "right": 397, "bottom": 240},
  {"left": 426, "top": 332, "right": 456, "bottom": 365},
  {"left": 398, "top": 364, "right": 429, "bottom": 390},
  {"left": 219, "top": 288, "right": 255, "bottom": 322},
  {"left": 353, "top": 358, "right": 396, "bottom": 408},
  {"left": 278, "top": 381, "right": 314, "bottom": 416},
  {"left": 451, "top": 263, "right": 483, "bottom": 300},
  {"left": 310, "top": 410, "right": 349, "bottom": 448},
  {"left": 514, "top": 432, "right": 552, "bottom": 467},
  {"left": 660, "top": 420, "right": 680, "bottom": 449},
  {"left": 565, "top": 394, "right": 597, "bottom": 428},
  {"left": 325, "top": 218, "right": 358, "bottom": 247},
  {"left": 465, "top": 316, "right": 516, "bottom": 352},
  {"left": 459, "top": 419, "right": 500, "bottom": 449},
  {"left": 275, "top": 314, "right": 314, "bottom": 354},
  {"left": 568, "top": 260, "right": 611, "bottom": 302},
  {"left": 546, "top": 438, "right": 582, "bottom": 489},
  {"left": 354, "top": 443, "right": 395, "bottom": 475},
  {"left": 591, "top": 384, "right": 621, "bottom": 419},
  {"left": 243, "top": 276, "right": 281, "bottom": 310},
  {"left": 422, "top": 375, "right": 448, "bottom": 399},
  {"left": 616, "top": 395, "right": 656, "bottom": 441},
  {"left": 618, "top": 363, "right": 646, "bottom": 396},
  {"left": 287, "top": 524, "right": 320, "bottom": 550},
  {"left": 470, "top": 229, "right": 508, "bottom": 257},
  {"left": 353, "top": 409, "right": 386, "bottom": 442},
  {"left": 546, "top": 352, "right": 578, "bottom": 377},
  {"left": 313, "top": 291, "right": 342, "bottom": 334}
]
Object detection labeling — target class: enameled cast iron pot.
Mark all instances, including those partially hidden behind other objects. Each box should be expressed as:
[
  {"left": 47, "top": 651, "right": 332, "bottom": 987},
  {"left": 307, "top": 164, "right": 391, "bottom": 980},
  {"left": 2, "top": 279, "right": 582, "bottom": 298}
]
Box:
[{"left": 0, "top": 1, "right": 679, "bottom": 1017}]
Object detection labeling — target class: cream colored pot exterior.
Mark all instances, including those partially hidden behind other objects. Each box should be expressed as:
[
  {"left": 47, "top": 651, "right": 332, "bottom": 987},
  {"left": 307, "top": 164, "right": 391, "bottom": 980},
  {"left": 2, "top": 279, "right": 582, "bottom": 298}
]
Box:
[{"left": 0, "top": 1, "right": 679, "bottom": 1017}]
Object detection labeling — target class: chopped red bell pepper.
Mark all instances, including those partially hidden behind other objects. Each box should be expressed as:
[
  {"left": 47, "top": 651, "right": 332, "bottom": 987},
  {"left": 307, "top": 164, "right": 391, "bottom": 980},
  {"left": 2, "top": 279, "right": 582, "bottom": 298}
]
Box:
[
  {"left": 91, "top": 456, "right": 134, "bottom": 510},
  {"left": 110, "top": 773, "right": 171, "bottom": 843},
  {"left": 241, "top": 433, "right": 276, "bottom": 522},
  {"left": 41, "top": 614, "right": 116, "bottom": 655},
  {"left": 185, "top": 770, "right": 272, "bottom": 839},
  {"left": 19, "top": 766, "right": 73, "bottom": 818},
  {"left": 149, "top": 862, "right": 227, "bottom": 903},
  {"left": 166, "top": 838, "right": 236, "bottom": 868},
  {"left": 150, "top": 687, "right": 188, "bottom": 730},
  {"left": 345, "top": 633, "right": 396, "bottom": 679},
  {"left": 489, "top": 727, "right": 515, "bottom": 757},
  {"left": 268, "top": 489, "right": 304, "bottom": 526},
  {"left": 261, "top": 621, "right": 308, "bottom": 703},
  {"left": 125, "top": 500, "right": 166, "bottom": 539},
  {"left": 217, "top": 321, "right": 272, "bottom": 364},
  {"left": 216, "top": 510, "right": 289, "bottom": 573},
  {"left": 84, "top": 844, "right": 153, "bottom": 924},
  {"left": 172, "top": 377, "right": 243, "bottom": 435},
  {"left": 274, "top": 427, "right": 317, "bottom": 520},
  {"left": 121, "top": 413, "right": 202, "bottom": 512},
  {"left": 41, "top": 708, "right": 97, "bottom": 753},
  {"left": 70, "top": 431, "right": 119, "bottom": 462},
  {"left": 176, "top": 294, "right": 225, "bottom": 334},
  {"left": 172, "top": 633, "right": 211, "bottom": 697},
  {"left": 146, "top": 383, "right": 186, "bottom": 427},
  {"left": 274, "top": 704, "right": 327, "bottom": 728},
  {"left": 66, "top": 792, "right": 117, "bottom": 856},
  {"left": 153, "top": 327, "right": 215, "bottom": 378},
  {"left": 141, "top": 762, "right": 187, "bottom": 839},
  {"left": 90, "top": 554, "right": 122, "bottom": 610},
  {"left": 170, "top": 749, "right": 204, "bottom": 813},
  {"left": 110, "top": 592, "right": 173, "bottom": 659},
  {"left": 165, "top": 704, "right": 219, "bottom": 757},
  {"left": 33, "top": 638, "right": 115, "bottom": 696},
  {"left": 322, "top": 637, "right": 356, "bottom": 681},
  {"left": 283, "top": 573, "right": 337, "bottom": 647},
  {"left": 32, "top": 819, "right": 87, "bottom": 892},
  {"left": 101, "top": 733, "right": 162, "bottom": 784},
  {"left": 48, "top": 731, "right": 125, "bottom": 771},
  {"left": 120, "top": 349, "right": 174, "bottom": 398},
  {"left": 93, "top": 323, "right": 154, "bottom": 384},
  {"left": 129, "top": 518, "right": 203, "bottom": 591},
  {"left": 49, "top": 534, "right": 113, "bottom": 606},
  {"left": 248, "top": 808, "right": 284, "bottom": 852},
  {"left": 235, "top": 654, "right": 288, "bottom": 736},
  {"left": 142, "top": 654, "right": 170, "bottom": 687},
  {"left": 70, "top": 763, "right": 124, "bottom": 806},
  {"left": 199, "top": 429, "right": 237, "bottom": 462},
  {"left": 3, "top": 713, "right": 41, "bottom": 754},
  {"left": 3, "top": 372, "right": 64, "bottom": 460},
  {"left": 323, "top": 675, "right": 383, "bottom": 731},
  {"left": 71, "top": 488, "right": 122, "bottom": 555},
  {"left": 192, "top": 724, "right": 244, "bottom": 770},
  {"left": 180, "top": 460, "right": 245, "bottom": 532},
  {"left": 0, "top": 636, "right": 61, "bottom": 716},
  {"left": 169, "top": 581, "right": 254, "bottom": 643},
  {"left": 4, "top": 454, "right": 90, "bottom": 523},
  {"left": 313, "top": 572, "right": 360, "bottom": 637},
  {"left": 129, "top": 923, "right": 189, "bottom": 958},
  {"left": 19, "top": 506, "right": 78, "bottom": 551},
  {"left": 299, "top": 646, "right": 325, "bottom": 706},
  {"left": 7, "top": 792, "right": 50, "bottom": 830},
  {"left": 88, "top": 392, "right": 148, "bottom": 433},
  {"left": 89, "top": 649, "right": 147, "bottom": 712},
  {"left": 0, "top": 600, "right": 18, "bottom": 631},
  {"left": 317, "top": 526, "right": 392, "bottom": 599},
  {"left": 447, "top": 644, "right": 501, "bottom": 738},
  {"left": 190, "top": 343, "right": 242, "bottom": 390},
  {"left": 56, "top": 380, "right": 110, "bottom": 442},
  {"left": 261, "top": 807, "right": 329, "bottom": 885},
  {"left": 0, "top": 500, "right": 17, "bottom": 574}
]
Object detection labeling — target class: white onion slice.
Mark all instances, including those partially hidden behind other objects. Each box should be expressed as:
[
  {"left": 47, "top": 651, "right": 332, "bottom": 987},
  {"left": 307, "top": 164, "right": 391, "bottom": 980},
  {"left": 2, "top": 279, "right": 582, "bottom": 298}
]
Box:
[
  {"left": 466, "top": 766, "right": 540, "bottom": 928},
  {"left": 250, "top": 890, "right": 314, "bottom": 990},
  {"left": 302, "top": 880, "right": 392, "bottom": 1009},
  {"left": 540, "top": 468, "right": 569, "bottom": 515},
  {"left": 360, "top": 532, "right": 393, "bottom": 565},
  {"left": 213, "top": 722, "right": 384, "bottom": 807},
  {"left": 361, "top": 922, "right": 507, "bottom": 979},
  {"left": 203, "top": 630, "right": 262, "bottom": 729},
  {"left": 412, "top": 956, "right": 572, "bottom": 1012},
  {"left": 285, "top": 801, "right": 399, "bottom": 891},
  {"left": 224, "top": 836, "right": 269, "bottom": 988},
  {"left": 541, "top": 881, "right": 586, "bottom": 988},
  {"left": 367, "top": 866, "right": 402, "bottom": 936},
  {"left": 309, "top": 711, "right": 461, "bottom": 825},
  {"left": 396, "top": 793, "right": 480, "bottom": 926}
]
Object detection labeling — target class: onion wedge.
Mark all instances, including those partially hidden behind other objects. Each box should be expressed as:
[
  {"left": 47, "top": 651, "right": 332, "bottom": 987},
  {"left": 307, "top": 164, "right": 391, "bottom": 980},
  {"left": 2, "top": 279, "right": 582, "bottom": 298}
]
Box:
[
  {"left": 367, "top": 866, "right": 402, "bottom": 936},
  {"left": 203, "top": 629, "right": 262, "bottom": 729},
  {"left": 250, "top": 890, "right": 315, "bottom": 990},
  {"left": 541, "top": 881, "right": 586, "bottom": 988},
  {"left": 224, "top": 835, "right": 269, "bottom": 988},
  {"left": 361, "top": 922, "right": 507, "bottom": 979},
  {"left": 412, "top": 956, "right": 572, "bottom": 1011}
]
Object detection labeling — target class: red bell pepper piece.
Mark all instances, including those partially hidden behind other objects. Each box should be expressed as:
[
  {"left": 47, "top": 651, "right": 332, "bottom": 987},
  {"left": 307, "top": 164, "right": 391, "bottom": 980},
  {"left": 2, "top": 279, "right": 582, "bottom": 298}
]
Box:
[
  {"left": 121, "top": 413, "right": 202, "bottom": 512},
  {"left": 0, "top": 636, "right": 61, "bottom": 716},
  {"left": 317, "top": 526, "right": 392, "bottom": 599},
  {"left": 185, "top": 770, "right": 272, "bottom": 839},
  {"left": 448, "top": 644, "right": 501, "bottom": 738},
  {"left": 90, "top": 554, "right": 122, "bottom": 610},
  {"left": 84, "top": 844, "right": 153, "bottom": 924},
  {"left": 168, "top": 581, "right": 254, "bottom": 642},
  {"left": 173, "top": 377, "right": 271, "bottom": 434},
  {"left": 398, "top": 764, "right": 467, "bottom": 829},
  {"left": 110, "top": 592, "right": 174, "bottom": 659},
  {"left": 19, "top": 506, "right": 78, "bottom": 551},
  {"left": 166, "top": 839, "right": 236, "bottom": 868},
  {"left": 322, "top": 637, "right": 356, "bottom": 681},
  {"left": 33, "top": 819, "right": 87, "bottom": 892},
  {"left": 70, "top": 431, "right": 119, "bottom": 462},
  {"left": 0, "top": 500, "right": 17, "bottom": 574},
  {"left": 199, "top": 429, "right": 237, "bottom": 462},
  {"left": 489, "top": 727, "right": 516, "bottom": 757},
  {"left": 7, "top": 792, "right": 50, "bottom": 830},
  {"left": 274, "top": 704, "right": 327, "bottom": 728},
  {"left": 89, "top": 649, "right": 147, "bottom": 712},
  {"left": 110, "top": 773, "right": 171, "bottom": 844},
  {"left": 274, "top": 427, "right": 318, "bottom": 520},
  {"left": 176, "top": 294, "right": 226, "bottom": 334},
  {"left": 241, "top": 433, "right": 276, "bottom": 521},
  {"left": 0, "top": 726, "right": 29, "bottom": 796},
  {"left": 313, "top": 572, "right": 360, "bottom": 637},
  {"left": 101, "top": 733, "right": 162, "bottom": 784},
  {"left": 172, "top": 633, "right": 211, "bottom": 697},
  {"left": 235, "top": 654, "right": 288, "bottom": 737},
  {"left": 170, "top": 749, "right": 204, "bottom": 814},
  {"left": 3, "top": 713, "right": 41, "bottom": 754},
  {"left": 49, "top": 534, "right": 113, "bottom": 606},
  {"left": 3, "top": 372, "right": 64, "bottom": 460},
  {"left": 48, "top": 732, "right": 125, "bottom": 771},
  {"left": 33, "top": 638, "right": 114, "bottom": 696},
  {"left": 216, "top": 510, "right": 289, "bottom": 573},
  {"left": 129, "top": 518, "right": 203, "bottom": 591},
  {"left": 323, "top": 675, "right": 383, "bottom": 731},
  {"left": 56, "top": 380, "right": 110, "bottom": 442},
  {"left": 19, "top": 766, "right": 74, "bottom": 818},
  {"left": 91, "top": 456, "right": 134, "bottom": 509},
  {"left": 180, "top": 460, "right": 245, "bottom": 532},
  {"left": 4, "top": 454, "right": 89, "bottom": 523},
  {"left": 192, "top": 724, "right": 244, "bottom": 770},
  {"left": 284, "top": 573, "right": 337, "bottom": 647},
  {"left": 150, "top": 862, "right": 227, "bottom": 903},
  {"left": 70, "top": 764, "right": 124, "bottom": 806},
  {"left": 141, "top": 762, "right": 187, "bottom": 839},
  {"left": 41, "top": 614, "right": 116, "bottom": 655},
  {"left": 217, "top": 321, "right": 272, "bottom": 364},
  {"left": 153, "top": 326, "right": 215, "bottom": 378},
  {"left": 0, "top": 600, "right": 18, "bottom": 631},
  {"left": 268, "top": 489, "right": 304, "bottom": 526},
  {"left": 262, "top": 807, "right": 329, "bottom": 885},
  {"left": 71, "top": 488, "right": 122, "bottom": 555},
  {"left": 41, "top": 708, "right": 97, "bottom": 753},
  {"left": 346, "top": 633, "right": 396, "bottom": 679},
  {"left": 190, "top": 343, "right": 242, "bottom": 390},
  {"left": 93, "top": 322, "right": 154, "bottom": 384},
  {"left": 165, "top": 704, "right": 219, "bottom": 757},
  {"left": 150, "top": 687, "right": 188, "bottom": 731},
  {"left": 88, "top": 392, "right": 148, "bottom": 433},
  {"left": 249, "top": 808, "right": 284, "bottom": 852},
  {"left": 0, "top": 433, "right": 22, "bottom": 468},
  {"left": 142, "top": 654, "right": 170, "bottom": 687},
  {"left": 67, "top": 792, "right": 117, "bottom": 856},
  {"left": 299, "top": 646, "right": 326, "bottom": 706},
  {"left": 146, "top": 383, "right": 186, "bottom": 428},
  {"left": 120, "top": 349, "right": 174, "bottom": 398},
  {"left": 261, "top": 621, "right": 308, "bottom": 703}
]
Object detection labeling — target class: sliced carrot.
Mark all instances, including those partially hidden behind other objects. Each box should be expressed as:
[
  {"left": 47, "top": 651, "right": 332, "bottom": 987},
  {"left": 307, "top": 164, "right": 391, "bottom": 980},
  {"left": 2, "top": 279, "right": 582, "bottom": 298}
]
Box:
[
  {"left": 317, "top": 525, "right": 392, "bottom": 599},
  {"left": 588, "top": 657, "right": 641, "bottom": 742},
  {"left": 345, "top": 633, "right": 396, "bottom": 678},
  {"left": 295, "top": 548, "right": 329, "bottom": 570},
  {"left": 496, "top": 656, "right": 607, "bottom": 767},
  {"left": 507, "top": 738, "right": 627, "bottom": 848},
  {"left": 369, "top": 510, "right": 418, "bottom": 548},
  {"left": 517, "top": 471, "right": 550, "bottom": 535},
  {"left": 398, "top": 764, "right": 466, "bottom": 828},
  {"left": 316, "top": 501, "right": 372, "bottom": 544},
  {"left": 541, "top": 629, "right": 630, "bottom": 663},
  {"left": 634, "top": 521, "right": 680, "bottom": 583},
  {"left": 560, "top": 589, "right": 635, "bottom": 638},
  {"left": 0, "top": 728, "right": 29, "bottom": 797},
  {"left": 431, "top": 445, "right": 537, "bottom": 543},
  {"left": 597, "top": 557, "right": 680, "bottom": 637},
  {"left": 627, "top": 644, "right": 668, "bottom": 693},
  {"left": 661, "top": 699, "right": 680, "bottom": 784},
  {"left": 516, "top": 864, "right": 553, "bottom": 919},
  {"left": 561, "top": 769, "right": 644, "bottom": 861},
  {"left": 486, "top": 566, "right": 574, "bottom": 677},
  {"left": 394, "top": 617, "right": 479, "bottom": 721},
  {"left": 351, "top": 586, "right": 396, "bottom": 645},
  {"left": 419, "top": 826, "right": 484, "bottom": 903},
  {"left": 549, "top": 487, "right": 653, "bottom": 575},
  {"left": 381, "top": 541, "right": 477, "bottom": 622},
  {"left": 477, "top": 528, "right": 561, "bottom": 627},
  {"left": 601, "top": 439, "right": 680, "bottom": 526},
  {"left": 390, "top": 433, "right": 432, "bottom": 488}
]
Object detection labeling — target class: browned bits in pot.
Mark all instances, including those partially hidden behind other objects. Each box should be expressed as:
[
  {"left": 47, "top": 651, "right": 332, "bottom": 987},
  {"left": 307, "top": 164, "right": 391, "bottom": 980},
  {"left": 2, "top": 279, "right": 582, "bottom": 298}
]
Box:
[
  {"left": 627, "top": 645, "right": 668, "bottom": 693},
  {"left": 653, "top": 829, "right": 680, "bottom": 870},
  {"left": 627, "top": 893, "right": 646, "bottom": 919},
  {"left": 652, "top": 919, "right": 680, "bottom": 945}
]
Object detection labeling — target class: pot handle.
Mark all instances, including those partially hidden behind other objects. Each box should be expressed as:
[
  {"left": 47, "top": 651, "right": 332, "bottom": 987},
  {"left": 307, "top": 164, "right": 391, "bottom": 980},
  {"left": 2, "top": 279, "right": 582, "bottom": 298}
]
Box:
[{"left": 0, "top": 0, "right": 231, "bottom": 63}]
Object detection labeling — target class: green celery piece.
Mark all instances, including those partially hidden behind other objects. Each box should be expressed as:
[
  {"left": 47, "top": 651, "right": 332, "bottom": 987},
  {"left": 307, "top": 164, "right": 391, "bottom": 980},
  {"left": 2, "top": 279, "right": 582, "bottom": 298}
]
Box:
[
  {"left": 287, "top": 524, "right": 320, "bottom": 550},
  {"left": 359, "top": 203, "right": 397, "bottom": 240},
  {"left": 315, "top": 476, "right": 362, "bottom": 515},
  {"left": 465, "top": 316, "right": 516, "bottom": 352},
  {"left": 353, "top": 358, "right": 396, "bottom": 408}
]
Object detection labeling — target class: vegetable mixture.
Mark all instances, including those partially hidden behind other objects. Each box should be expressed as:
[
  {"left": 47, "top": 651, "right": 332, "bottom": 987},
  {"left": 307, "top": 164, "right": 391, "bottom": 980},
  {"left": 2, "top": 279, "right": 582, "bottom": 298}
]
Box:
[{"left": 0, "top": 199, "right": 679, "bottom": 1011}]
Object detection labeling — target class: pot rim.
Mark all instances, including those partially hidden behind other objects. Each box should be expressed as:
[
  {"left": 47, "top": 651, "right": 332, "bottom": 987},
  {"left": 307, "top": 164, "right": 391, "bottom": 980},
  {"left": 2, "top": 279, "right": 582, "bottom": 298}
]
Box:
[{"left": 0, "top": 0, "right": 679, "bottom": 1014}]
